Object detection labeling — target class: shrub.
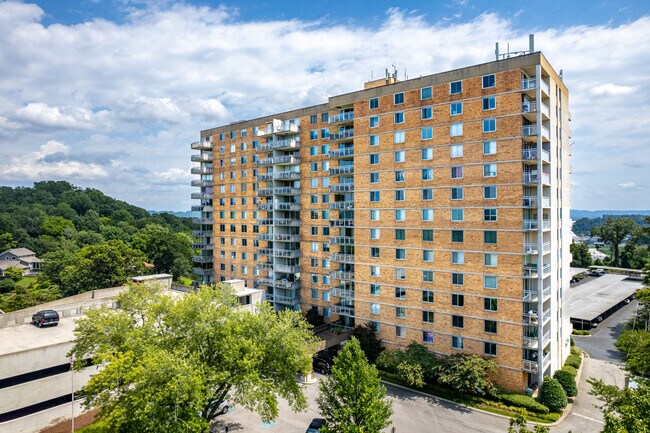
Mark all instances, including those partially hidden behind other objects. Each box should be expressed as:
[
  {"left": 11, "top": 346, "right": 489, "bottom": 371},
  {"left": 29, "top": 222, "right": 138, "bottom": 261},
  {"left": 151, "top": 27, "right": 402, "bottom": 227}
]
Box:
[
  {"left": 554, "top": 369, "right": 578, "bottom": 397},
  {"left": 570, "top": 346, "right": 582, "bottom": 356},
  {"left": 562, "top": 365, "right": 577, "bottom": 377},
  {"left": 351, "top": 323, "right": 384, "bottom": 364},
  {"left": 565, "top": 354, "right": 582, "bottom": 369},
  {"left": 540, "top": 377, "right": 568, "bottom": 412},
  {"left": 570, "top": 337, "right": 575, "bottom": 346},
  {"left": 495, "top": 392, "right": 549, "bottom": 414},
  {"left": 572, "top": 329, "right": 591, "bottom": 335}
]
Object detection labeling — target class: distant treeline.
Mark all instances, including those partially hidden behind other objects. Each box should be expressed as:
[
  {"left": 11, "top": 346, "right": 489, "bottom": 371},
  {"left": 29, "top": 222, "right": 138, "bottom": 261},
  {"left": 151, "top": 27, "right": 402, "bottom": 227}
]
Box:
[{"left": 572, "top": 214, "right": 650, "bottom": 237}]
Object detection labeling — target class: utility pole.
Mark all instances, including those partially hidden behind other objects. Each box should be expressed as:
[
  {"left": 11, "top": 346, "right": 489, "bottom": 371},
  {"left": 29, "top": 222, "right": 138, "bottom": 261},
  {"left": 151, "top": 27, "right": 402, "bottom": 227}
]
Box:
[{"left": 70, "top": 356, "right": 74, "bottom": 433}]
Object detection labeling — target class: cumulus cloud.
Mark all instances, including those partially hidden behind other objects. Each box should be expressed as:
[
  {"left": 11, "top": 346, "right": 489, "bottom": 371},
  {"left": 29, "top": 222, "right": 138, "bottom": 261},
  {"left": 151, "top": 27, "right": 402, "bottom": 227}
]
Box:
[
  {"left": 617, "top": 181, "right": 637, "bottom": 189},
  {"left": 14, "top": 103, "right": 110, "bottom": 130},
  {"left": 592, "top": 83, "right": 635, "bottom": 96}
]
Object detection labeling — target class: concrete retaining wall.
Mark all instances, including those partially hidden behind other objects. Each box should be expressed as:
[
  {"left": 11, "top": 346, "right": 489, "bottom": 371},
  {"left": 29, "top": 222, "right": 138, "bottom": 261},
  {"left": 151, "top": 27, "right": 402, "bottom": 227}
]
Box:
[{"left": 0, "top": 400, "right": 86, "bottom": 433}]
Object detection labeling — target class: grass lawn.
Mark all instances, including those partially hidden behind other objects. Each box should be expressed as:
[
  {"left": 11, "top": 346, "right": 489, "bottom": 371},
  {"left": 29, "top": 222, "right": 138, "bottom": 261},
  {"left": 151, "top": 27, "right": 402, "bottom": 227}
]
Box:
[
  {"left": 15, "top": 276, "right": 37, "bottom": 288},
  {"left": 178, "top": 277, "right": 193, "bottom": 286}
]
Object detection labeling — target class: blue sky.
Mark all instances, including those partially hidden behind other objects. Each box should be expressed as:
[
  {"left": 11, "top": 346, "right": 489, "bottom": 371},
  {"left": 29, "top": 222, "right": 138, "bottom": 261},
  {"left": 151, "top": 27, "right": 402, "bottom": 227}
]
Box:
[{"left": 0, "top": 0, "right": 649, "bottom": 211}]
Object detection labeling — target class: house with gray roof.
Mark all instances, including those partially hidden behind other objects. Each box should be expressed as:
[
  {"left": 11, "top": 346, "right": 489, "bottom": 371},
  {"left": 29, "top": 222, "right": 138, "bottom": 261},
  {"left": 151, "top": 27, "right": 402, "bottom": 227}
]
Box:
[{"left": 0, "top": 248, "right": 42, "bottom": 277}]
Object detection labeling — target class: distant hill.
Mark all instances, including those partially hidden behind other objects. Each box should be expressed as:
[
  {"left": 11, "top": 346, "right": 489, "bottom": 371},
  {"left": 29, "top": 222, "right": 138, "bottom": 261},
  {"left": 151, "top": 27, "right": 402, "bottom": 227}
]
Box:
[
  {"left": 571, "top": 210, "right": 650, "bottom": 220},
  {"left": 150, "top": 210, "right": 198, "bottom": 218}
]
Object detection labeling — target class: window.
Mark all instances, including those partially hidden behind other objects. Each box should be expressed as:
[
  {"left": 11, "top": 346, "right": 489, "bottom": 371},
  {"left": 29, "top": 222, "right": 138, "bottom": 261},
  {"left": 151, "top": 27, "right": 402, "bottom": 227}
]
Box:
[
  {"left": 310, "top": 162, "right": 318, "bottom": 172},
  {"left": 450, "top": 102, "right": 462, "bottom": 115},
  {"left": 395, "top": 170, "right": 405, "bottom": 182},
  {"left": 322, "top": 177, "right": 330, "bottom": 187},
  {"left": 450, "top": 144, "right": 463, "bottom": 158},
  {"left": 421, "top": 86, "right": 432, "bottom": 100},
  {"left": 452, "top": 315, "right": 464, "bottom": 328},
  {"left": 396, "top": 326, "right": 406, "bottom": 338},
  {"left": 484, "top": 275, "right": 498, "bottom": 289},
  {"left": 321, "top": 129, "right": 329, "bottom": 139},
  {"left": 422, "top": 209, "right": 433, "bottom": 221},
  {"left": 370, "top": 284, "right": 380, "bottom": 296},
  {"left": 310, "top": 130, "right": 318, "bottom": 140},
  {"left": 450, "top": 81, "right": 462, "bottom": 94},
  {"left": 452, "top": 273, "right": 464, "bottom": 286},
  {"left": 451, "top": 208, "right": 464, "bottom": 221},
  {"left": 423, "top": 331, "right": 434, "bottom": 343},
  {"left": 394, "top": 130, "right": 405, "bottom": 143},
  {"left": 484, "top": 342, "right": 497, "bottom": 356},
  {"left": 310, "top": 178, "right": 318, "bottom": 188},
  {"left": 370, "top": 266, "right": 380, "bottom": 277},
  {"left": 452, "top": 293, "right": 464, "bottom": 307},
  {"left": 422, "top": 290, "right": 434, "bottom": 303},
  {"left": 422, "top": 229, "right": 434, "bottom": 241},
  {"left": 310, "top": 114, "right": 318, "bottom": 124},
  {"left": 395, "top": 190, "right": 405, "bottom": 202},
  {"left": 421, "top": 127, "right": 433, "bottom": 140},
  {"left": 483, "top": 118, "right": 496, "bottom": 133},
  {"left": 422, "top": 250, "right": 434, "bottom": 262},
  {"left": 421, "top": 147, "right": 433, "bottom": 160},
  {"left": 394, "top": 151, "right": 405, "bottom": 162},
  {"left": 370, "top": 209, "right": 380, "bottom": 221},
  {"left": 322, "top": 161, "right": 329, "bottom": 171},
  {"left": 395, "top": 286, "right": 406, "bottom": 299},
  {"left": 484, "top": 231, "right": 497, "bottom": 244},
  {"left": 321, "top": 144, "right": 329, "bottom": 154},
  {"left": 321, "top": 112, "right": 329, "bottom": 122},
  {"left": 484, "top": 186, "right": 497, "bottom": 199},
  {"left": 483, "top": 163, "right": 497, "bottom": 177},
  {"left": 395, "top": 209, "right": 405, "bottom": 221},
  {"left": 451, "top": 187, "right": 464, "bottom": 200},
  {"left": 310, "top": 274, "right": 319, "bottom": 284},
  {"left": 421, "top": 107, "right": 432, "bottom": 120},
  {"left": 450, "top": 122, "right": 463, "bottom": 137},
  {"left": 484, "top": 298, "right": 498, "bottom": 312},
  {"left": 451, "top": 166, "right": 463, "bottom": 179},
  {"left": 452, "top": 336, "right": 464, "bottom": 349},
  {"left": 370, "top": 116, "right": 379, "bottom": 127},
  {"left": 484, "top": 208, "right": 498, "bottom": 221},
  {"left": 482, "top": 96, "right": 496, "bottom": 110},
  {"left": 370, "top": 228, "right": 380, "bottom": 239},
  {"left": 322, "top": 289, "right": 330, "bottom": 300},
  {"left": 370, "top": 153, "right": 379, "bottom": 165},
  {"left": 422, "top": 188, "right": 433, "bottom": 200},
  {"left": 395, "top": 307, "right": 406, "bottom": 318},
  {"left": 394, "top": 92, "right": 404, "bottom": 104},
  {"left": 369, "top": 134, "right": 379, "bottom": 146},
  {"left": 369, "top": 97, "right": 379, "bottom": 109},
  {"left": 451, "top": 230, "right": 464, "bottom": 243},
  {"left": 452, "top": 251, "right": 464, "bottom": 264},
  {"left": 484, "top": 253, "right": 498, "bottom": 267},
  {"left": 423, "top": 311, "right": 434, "bottom": 323},
  {"left": 483, "top": 141, "right": 497, "bottom": 156},
  {"left": 311, "top": 289, "right": 319, "bottom": 300},
  {"left": 371, "top": 303, "right": 380, "bottom": 315},
  {"left": 310, "top": 146, "right": 318, "bottom": 156},
  {"left": 423, "top": 270, "right": 434, "bottom": 282},
  {"left": 395, "top": 229, "right": 406, "bottom": 240},
  {"left": 394, "top": 112, "right": 404, "bottom": 124},
  {"left": 482, "top": 74, "right": 496, "bottom": 88},
  {"left": 370, "top": 172, "right": 379, "bottom": 183}
]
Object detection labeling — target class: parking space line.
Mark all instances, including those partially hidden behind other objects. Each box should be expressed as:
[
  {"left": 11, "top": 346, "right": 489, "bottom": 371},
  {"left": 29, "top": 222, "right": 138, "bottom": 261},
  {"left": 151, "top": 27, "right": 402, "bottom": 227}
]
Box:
[{"left": 572, "top": 412, "right": 604, "bottom": 424}]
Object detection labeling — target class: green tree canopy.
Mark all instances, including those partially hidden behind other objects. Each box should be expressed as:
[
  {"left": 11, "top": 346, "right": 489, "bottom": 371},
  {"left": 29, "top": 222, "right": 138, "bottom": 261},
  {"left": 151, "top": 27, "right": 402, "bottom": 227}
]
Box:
[
  {"left": 539, "top": 376, "right": 567, "bottom": 412},
  {"left": 615, "top": 329, "right": 650, "bottom": 378},
  {"left": 351, "top": 322, "right": 384, "bottom": 364},
  {"left": 589, "top": 378, "right": 650, "bottom": 433},
  {"left": 41, "top": 216, "right": 76, "bottom": 238},
  {"left": 591, "top": 218, "right": 639, "bottom": 267},
  {"left": 70, "top": 283, "right": 318, "bottom": 433},
  {"left": 570, "top": 241, "right": 592, "bottom": 268},
  {"left": 3, "top": 266, "right": 24, "bottom": 282},
  {"left": 130, "top": 223, "right": 193, "bottom": 280},
  {"left": 316, "top": 337, "right": 393, "bottom": 433}
]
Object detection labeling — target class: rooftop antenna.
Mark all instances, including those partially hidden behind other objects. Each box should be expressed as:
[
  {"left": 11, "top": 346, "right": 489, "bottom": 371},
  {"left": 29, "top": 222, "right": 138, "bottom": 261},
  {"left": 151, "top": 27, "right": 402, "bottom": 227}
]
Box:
[
  {"left": 495, "top": 34, "right": 535, "bottom": 61},
  {"left": 391, "top": 63, "right": 398, "bottom": 80}
]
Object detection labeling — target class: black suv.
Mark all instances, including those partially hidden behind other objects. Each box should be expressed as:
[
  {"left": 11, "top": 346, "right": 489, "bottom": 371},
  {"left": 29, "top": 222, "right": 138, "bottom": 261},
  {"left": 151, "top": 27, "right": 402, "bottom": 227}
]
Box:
[
  {"left": 312, "top": 355, "right": 334, "bottom": 374},
  {"left": 32, "top": 310, "right": 59, "bottom": 327}
]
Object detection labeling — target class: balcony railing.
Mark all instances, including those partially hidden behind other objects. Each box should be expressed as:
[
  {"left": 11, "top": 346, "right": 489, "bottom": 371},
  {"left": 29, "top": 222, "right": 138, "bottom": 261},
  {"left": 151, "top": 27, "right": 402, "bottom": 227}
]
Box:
[
  {"left": 329, "top": 166, "right": 354, "bottom": 175},
  {"left": 192, "top": 230, "right": 212, "bottom": 237},
  {"left": 543, "top": 241, "right": 551, "bottom": 252},
  {"left": 258, "top": 187, "right": 301, "bottom": 196},
  {"left": 191, "top": 140, "right": 212, "bottom": 150},
  {"left": 331, "top": 287, "right": 355, "bottom": 299},
  {"left": 192, "top": 256, "right": 214, "bottom": 263},
  {"left": 522, "top": 359, "right": 539, "bottom": 373},
  {"left": 191, "top": 152, "right": 213, "bottom": 162},
  {"left": 523, "top": 265, "right": 538, "bottom": 278},
  {"left": 256, "top": 233, "right": 300, "bottom": 242},
  {"left": 191, "top": 192, "right": 212, "bottom": 199},
  {"left": 331, "top": 305, "right": 355, "bottom": 316},
  {"left": 523, "top": 196, "right": 551, "bottom": 208},
  {"left": 523, "top": 243, "right": 538, "bottom": 254},
  {"left": 257, "top": 123, "right": 300, "bottom": 137},
  {"left": 523, "top": 124, "right": 550, "bottom": 140},
  {"left": 522, "top": 148, "right": 551, "bottom": 163},
  {"left": 523, "top": 219, "right": 552, "bottom": 230},
  {"left": 258, "top": 248, "right": 302, "bottom": 258},
  {"left": 543, "top": 285, "right": 551, "bottom": 299},
  {"left": 191, "top": 180, "right": 213, "bottom": 187},
  {"left": 274, "top": 294, "right": 301, "bottom": 305},
  {"left": 329, "top": 201, "right": 354, "bottom": 210},
  {"left": 330, "top": 253, "right": 355, "bottom": 264},
  {"left": 523, "top": 336, "right": 539, "bottom": 349},
  {"left": 258, "top": 155, "right": 301, "bottom": 166},
  {"left": 329, "top": 112, "right": 354, "bottom": 124},
  {"left": 542, "top": 309, "right": 552, "bottom": 324},
  {"left": 191, "top": 166, "right": 214, "bottom": 175},
  {"left": 192, "top": 217, "right": 213, "bottom": 225},
  {"left": 521, "top": 78, "right": 550, "bottom": 95},
  {"left": 330, "top": 129, "right": 354, "bottom": 141},
  {"left": 330, "top": 236, "right": 354, "bottom": 245},
  {"left": 330, "top": 219, "right": 354, "bottom": 227},
  {"left": 523, "top": 289, "right": 538, "bottom": 302},
  {"left": 329, "top": 148, "right": 354, "bottom": 158},
  {"left": 259, "top": 138, "right": 301, "bottom": 151},
  {"left": 274, "top": 264, "right": 302, "bottom": 274},
  {"left": 522, "top": 101, "right": 551, "bottom": 118},
  {"left": 274, "top": 171, "right": 301, "bottom": 180},
  {"left": 193, "top": 242, "right": 214, "bottom": 250},
  {"left": 330, "top": 184, "right": 354, "bottom": 193},
  {"left": 191, "top": 205, "right": 213, "bottom": 212},
  {"left": 257, "top": 218, "right": 301, "bottom": 227},
  {"left": 330, "top": 270, "right": 355, "bottom": 281},
  {"left": 523, "top": 173, "right": 550, "bottom": 185},
  {"left": 192, "top": 268, "right": 213, "bottom": 276}
]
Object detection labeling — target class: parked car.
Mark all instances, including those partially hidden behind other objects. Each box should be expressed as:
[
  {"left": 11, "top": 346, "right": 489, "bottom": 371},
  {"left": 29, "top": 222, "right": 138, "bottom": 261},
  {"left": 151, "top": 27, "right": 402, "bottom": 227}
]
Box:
[
  {"left": 306, "top": 418, "right": 326, "bottom": 433},
  {"left": 215, "top": 400, "right": 230, "bottom": 416},
  {"left": 31, "top": 310, "right": 59, "bottom": 327},
  {"left": 589, "top": 269, "right": 606, "bottom": 277},
  {"left": 312, "top": 355, "right": 334, "bottom": 374}
]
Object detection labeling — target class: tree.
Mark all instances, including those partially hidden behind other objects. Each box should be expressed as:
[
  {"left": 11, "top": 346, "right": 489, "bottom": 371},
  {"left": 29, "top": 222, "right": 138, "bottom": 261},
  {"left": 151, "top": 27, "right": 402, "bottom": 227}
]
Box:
[
  {"left": 554, "top": 369, "right": 578, "bottom": 397},
  {"left": 507, "top": 414, "right": 550, "bottom": 433},
  {"left": 437, "top": 354, "right": 498, "bottom": 396},
  {"left": 615, "top": 329, "right": 650, "bottom": 377},
  {"left": 0, "top": 232, "right": 17, "bottom": 251},
  {"left": 591, "top": 218, "right": 638, "bottom": 267},
  {"left": 570, "top": 242, "right": 592, "bottom": 268},
  {"left": 351, "top": 322, "right": 384, "bottom": 364},
  {"left": 41, "top": 216, "right": 76, "bottom": 238},
  {"left": 589, "top": 378, "right": 650, "bottom": 433},
  {"left": 3, "top": 266, "right": 24, "bottom": 282},
  {"left": 59, "top": 240, "right": 147, "bottom": 295},
  {"left": 539, "top": 376, "right": 567, "bottom": 412},
  {"left": 70, "top": 283, "right": 319, "bottom": 433},
  {"left": 317, "top": 337, "right": 393, "bottom": 433},
  {"left": 130, "top": 224, "right": 193, "bottom": 280}
]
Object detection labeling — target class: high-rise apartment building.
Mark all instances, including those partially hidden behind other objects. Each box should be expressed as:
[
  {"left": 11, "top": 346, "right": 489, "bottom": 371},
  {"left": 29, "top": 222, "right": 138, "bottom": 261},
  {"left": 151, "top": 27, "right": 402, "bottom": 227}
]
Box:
[{"left": 190, "top": 52, "right": 572, "bottom": 391}]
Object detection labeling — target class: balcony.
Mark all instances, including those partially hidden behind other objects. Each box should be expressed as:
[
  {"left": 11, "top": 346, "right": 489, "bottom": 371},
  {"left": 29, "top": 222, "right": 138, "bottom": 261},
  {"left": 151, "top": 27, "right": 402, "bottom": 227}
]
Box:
[
  {"left": 275, "top": 264, "right": 302, "bottom": 274},
  {"left": 522, "top": 148, "right": 551, "bottom": 163},
  {"left": 192, "top": 217, "right": 213, "bottom": 225},
  {"left": 257, "top": 218, "right": 301, "bottom": 227},
  {"left": 192, "top": 230, "right": 212, "bottom": 237},
  {"left": 258, "top": 155, "right": 301, "bottom": 166},
  {"left": 274, "top": 171, "right": 302, "bottom": 181},
  {"left": 521, "top": 78, "right": 550, "bottom": 96},
  {"left": 329, "top": 166, "right": 354, "bottom": 176},
  {"left": 191, "top": 140, "right": 212, "bottom": 150},
  {"left": 522, "top": 359, "right": 539, "bottom": 373},
  {"left": 257, "top": 278, "right": 300, "bottom": 290},
  {"left": 331, "top": 305, "right": 355, "bottom": 316},
  {"left": 258, "top": 187, "right": 301, "bottom": 196},
  {"left": 191, "top": 205, "right": 213, "bottom": 212},
  {"left": 330, "top": 253, "right": 355, "bottom": 264},
  {"left": 329, "top": 201, "right": 354, "bottom": 210},
  {"left": 330, "top": 270, "right": 354, "bottom": 281},
  {"left": 257, "top": 202, "right": 301, "bottom": 211},
  {"left": 258, "top": 248, "right": 302, "bottom": 258},
  {"left": 329, "top": 148, "right": 354, "bottom": 159},
  {"left": 522, "top": 196, "right": 551, "bottom": 208},
  {"left": 542, "top": 241, "right": 551, "bottom": 253},
  {"left": 542, "top": 308, "right": 552, "bottom": 324},
  {"left": 330, "top": 236, "right": 354, "bottom": 245},
  {"left": 523, "top": 265, "right": 538, "bottom": 278},
  {"left": 523, "top": 243, "right": 538, "bottom": 254},
  {"left": 523, "top": 173, "right": 551, "bottom": 185},
  {"left": 257, "top": 173, "right": 273, "bottom": 181},
  {"left": 330, "top": 219, "right": 354, "bottom": 227},
  {"left": 256, "top": 233, "right": 300, "bottom": 242},
  {"left": 191, "top": 192, "right": 212, "bottom": 199},
  {"left": 329, "top": 112, "right": 354, "bottom": 124},
  {"left": 331, "top": 287, "right": 355, "bottom": 299},
  {"left": 193, "top": 242, "right": 214, "bottom": 250},
  {"left": 523, "top": 219, "right": 552, "bottom": 230},
  {"left": 522, "top": 101, "right": 551, "bottom": 119},
  {"left": 274, "top": 294, "right": 301, "bottom": 306},
  {"left": 191, "top": 179, "right": 213, "bottom": 187},
  {"left": 192, "top": 256, "right": 214, "bottom": 263},
  {"left": 191, "top": 166, "right": 214, "bottom": 175},
  {"left": 523, "top": 288, "right": 538, "bottom": 303},
  {"left": 523, "top": 336, "right": 539, "bottom": 349},
  {"left": 329, "top": 129, "right": 354, "bottom": 142},
  {"left": 192, "top": 268, "right": 213, "bottom": 276},
  {"left": 191, "top": 152, "right": 213, "bottom": 162},
  {"left": 329, "top": 184, "right": 354, "bottom": 193},
  {"left": 258, "top": 262, "right": 274, "bottom": 271},
  {"left": 257, "top": 123, "right": 300, "bottom": 137},
  {"left": 523, "top": 311, "right": 539, "bottom": 325},
  {"left": 259, "top": 138, "right": 301, "bottom": 151}
]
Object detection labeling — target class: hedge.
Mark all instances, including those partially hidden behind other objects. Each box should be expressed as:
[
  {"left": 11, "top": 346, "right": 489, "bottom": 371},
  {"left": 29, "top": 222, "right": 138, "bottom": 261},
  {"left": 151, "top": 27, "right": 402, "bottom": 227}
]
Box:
[
  {"left": 554, "top": 369, "right": 578, "bottom": 397},
  {"left": 562, "top": 365, "right": 577, "bottom": 377},
  {"left": 565, "top": 354, "right": 582, "bottom": 369},
  {"left": 495, "top": 393, "right": 549, "bottom": 414},
  {"left": 570, "top": 346, "right": 582, "bottom": 356},
  {"left": 540, "top": 377, "right": 568, "bottom": 412}
]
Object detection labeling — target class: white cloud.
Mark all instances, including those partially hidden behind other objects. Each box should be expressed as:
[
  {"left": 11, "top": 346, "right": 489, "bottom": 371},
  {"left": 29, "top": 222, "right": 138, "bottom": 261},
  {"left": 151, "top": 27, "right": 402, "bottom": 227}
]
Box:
[
  {"left": 617, "top": 181, "right": 636, "bottom": 189},
  {"left": 14, "top": 103, "right": 108, "bottom": 130},
  {"left": 592, "top": 83, "right": 635, "bottom": 96}
]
